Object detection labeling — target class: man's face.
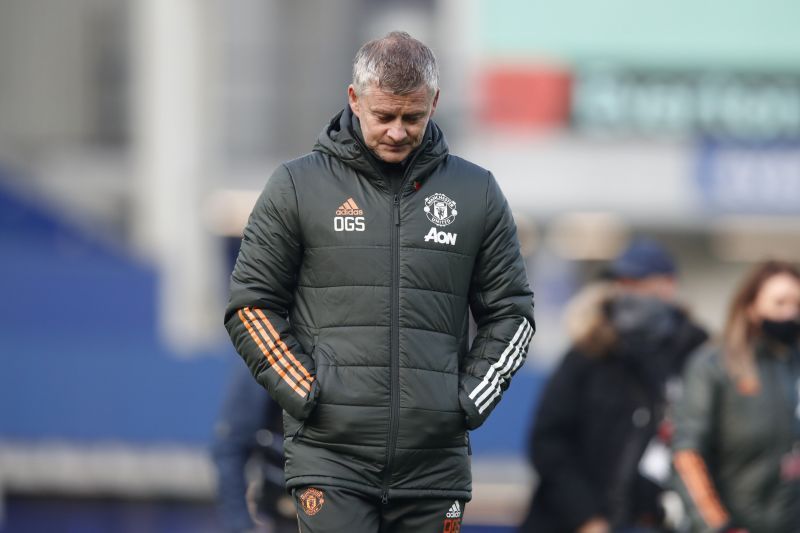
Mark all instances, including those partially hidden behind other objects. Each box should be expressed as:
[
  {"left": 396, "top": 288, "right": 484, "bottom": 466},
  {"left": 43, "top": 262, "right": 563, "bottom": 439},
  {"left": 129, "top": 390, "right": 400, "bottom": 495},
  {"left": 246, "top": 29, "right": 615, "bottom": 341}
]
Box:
[
  {"left": 618, "top": 275, "right": 678, "bottom": 302},
  {"left": 348, "top": 83, "right": 439, "bottom": 163}
]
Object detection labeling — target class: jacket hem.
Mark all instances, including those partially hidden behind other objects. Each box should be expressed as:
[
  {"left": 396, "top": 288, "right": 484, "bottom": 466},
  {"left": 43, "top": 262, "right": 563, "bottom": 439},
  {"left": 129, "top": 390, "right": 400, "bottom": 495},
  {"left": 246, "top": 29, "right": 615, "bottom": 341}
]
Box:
[{"left": 286, "top": 475, "right": 472, "bottom": 501}]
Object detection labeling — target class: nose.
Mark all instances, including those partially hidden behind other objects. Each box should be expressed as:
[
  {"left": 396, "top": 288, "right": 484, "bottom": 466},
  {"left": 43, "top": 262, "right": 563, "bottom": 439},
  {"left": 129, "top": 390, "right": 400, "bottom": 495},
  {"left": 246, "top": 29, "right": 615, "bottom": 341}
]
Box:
[{"left": 386, "top": 122, "right": 407, "bottom": 143}]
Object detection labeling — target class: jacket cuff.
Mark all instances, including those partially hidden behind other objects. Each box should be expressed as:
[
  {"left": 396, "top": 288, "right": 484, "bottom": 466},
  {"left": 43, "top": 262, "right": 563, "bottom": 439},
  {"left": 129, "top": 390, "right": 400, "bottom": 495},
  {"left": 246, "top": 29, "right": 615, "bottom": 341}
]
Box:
[
  {"left": 458, "top": 385, "right": 486, "bottom": 430},
  {"left": 261, "top": 373, "right": 319, "bottom": 421}
]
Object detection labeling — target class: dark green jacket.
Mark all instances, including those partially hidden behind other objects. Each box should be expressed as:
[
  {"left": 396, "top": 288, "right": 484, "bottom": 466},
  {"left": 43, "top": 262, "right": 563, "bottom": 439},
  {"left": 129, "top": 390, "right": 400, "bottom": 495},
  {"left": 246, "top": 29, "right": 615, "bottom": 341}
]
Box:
[
  {"left": 672, "top": 343, "right": 800, "bottom": 533},
  {"left": 225, "top": 107, "right": 535, "bottom": 501}
]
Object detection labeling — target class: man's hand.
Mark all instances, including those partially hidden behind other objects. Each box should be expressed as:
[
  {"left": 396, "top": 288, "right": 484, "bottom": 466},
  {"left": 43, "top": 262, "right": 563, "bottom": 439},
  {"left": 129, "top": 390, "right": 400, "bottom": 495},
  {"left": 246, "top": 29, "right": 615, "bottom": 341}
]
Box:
[{"left": 576, "top": 517, "right": 610, "bottom": 533}]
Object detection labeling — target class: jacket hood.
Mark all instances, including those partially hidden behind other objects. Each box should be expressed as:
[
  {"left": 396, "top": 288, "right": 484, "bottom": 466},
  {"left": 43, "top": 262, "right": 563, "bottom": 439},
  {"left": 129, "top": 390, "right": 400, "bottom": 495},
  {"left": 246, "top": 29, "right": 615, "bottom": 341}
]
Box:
[{"left": 313, "top": 104, "right": 449, "bottom": 187}]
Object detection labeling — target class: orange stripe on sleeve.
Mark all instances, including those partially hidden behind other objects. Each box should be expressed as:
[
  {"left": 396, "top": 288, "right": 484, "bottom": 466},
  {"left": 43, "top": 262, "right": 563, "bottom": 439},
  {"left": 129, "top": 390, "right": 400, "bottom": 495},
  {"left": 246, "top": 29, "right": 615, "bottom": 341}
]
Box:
[
  {"left": 238, "top": 309, "right": 307, "bottom": 398},
  {"left": 674, "top": 450, "right": 729, "bottom": 528},
  {"left": 253, "top": 308, "right": 314, "bottom": 382},
  {"left": 243, "top": 308, "right": 312, "bottom": 392}
]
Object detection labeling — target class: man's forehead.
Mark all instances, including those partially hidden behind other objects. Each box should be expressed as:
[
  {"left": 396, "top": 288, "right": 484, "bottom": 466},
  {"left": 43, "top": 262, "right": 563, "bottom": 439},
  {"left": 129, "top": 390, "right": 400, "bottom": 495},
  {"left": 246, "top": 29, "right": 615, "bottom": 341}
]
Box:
[{"left": 363, "top": 86, "right": 433, "bottom": 109}]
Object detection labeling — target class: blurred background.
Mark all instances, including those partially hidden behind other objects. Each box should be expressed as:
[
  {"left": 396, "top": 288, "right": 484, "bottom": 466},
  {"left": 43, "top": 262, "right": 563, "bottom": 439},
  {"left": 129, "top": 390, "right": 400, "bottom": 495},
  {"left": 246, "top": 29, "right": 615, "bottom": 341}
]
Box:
[{"left": 1, "top": 0, "right": 799, "bottom": 531}]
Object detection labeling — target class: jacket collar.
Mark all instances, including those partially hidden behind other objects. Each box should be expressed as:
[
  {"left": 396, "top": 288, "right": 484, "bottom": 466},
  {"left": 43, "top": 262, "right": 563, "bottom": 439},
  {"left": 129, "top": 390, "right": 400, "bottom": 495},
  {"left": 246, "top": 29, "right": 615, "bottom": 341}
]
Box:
[{"left": 313, "top": 104, "right": 449, "bottom": 192}]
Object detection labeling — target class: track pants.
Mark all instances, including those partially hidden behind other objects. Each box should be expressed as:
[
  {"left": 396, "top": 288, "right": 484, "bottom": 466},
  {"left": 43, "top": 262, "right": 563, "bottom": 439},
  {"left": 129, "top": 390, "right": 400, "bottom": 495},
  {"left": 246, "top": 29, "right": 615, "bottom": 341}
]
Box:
[{"left": 293, "top": 485, "right": 466, "bottom": 533}]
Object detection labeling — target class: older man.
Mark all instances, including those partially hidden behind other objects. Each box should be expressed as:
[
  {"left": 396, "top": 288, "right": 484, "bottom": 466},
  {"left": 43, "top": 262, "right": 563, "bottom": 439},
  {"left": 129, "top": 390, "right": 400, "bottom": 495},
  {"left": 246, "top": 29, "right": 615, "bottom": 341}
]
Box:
[{"left": 225, "top": 31, "right": 534, "bottom": 533}]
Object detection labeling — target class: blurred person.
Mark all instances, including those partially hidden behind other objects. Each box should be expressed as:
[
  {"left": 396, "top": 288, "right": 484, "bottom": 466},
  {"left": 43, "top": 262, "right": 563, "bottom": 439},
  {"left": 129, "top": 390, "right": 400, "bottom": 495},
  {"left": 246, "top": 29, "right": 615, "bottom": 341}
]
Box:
[
  {"left": 519, "top": 238, "right": 708, "bottom": 533},
  {"left": 672, "top": 260, "right": 800, "bottom": 533},
  {"left": 212, "top": 362, "right": 297, "bottom": 533},
  {"left": 224, "top": 31, "right": 534, "bottom": 533}
]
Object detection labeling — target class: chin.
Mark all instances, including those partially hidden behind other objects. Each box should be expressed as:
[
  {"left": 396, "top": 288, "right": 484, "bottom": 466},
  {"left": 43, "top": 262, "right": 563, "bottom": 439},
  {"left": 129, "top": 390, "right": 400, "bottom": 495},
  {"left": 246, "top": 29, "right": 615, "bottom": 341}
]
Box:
[{"left": 380, "top": 148, "right": 412, "bottom": 162}]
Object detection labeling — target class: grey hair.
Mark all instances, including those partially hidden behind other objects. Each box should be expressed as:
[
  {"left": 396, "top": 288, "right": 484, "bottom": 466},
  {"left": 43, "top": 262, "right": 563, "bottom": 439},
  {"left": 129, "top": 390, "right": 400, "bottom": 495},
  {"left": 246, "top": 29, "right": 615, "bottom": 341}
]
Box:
[{"left": 352, "top": 31, "right": 439, "bottom": 96}]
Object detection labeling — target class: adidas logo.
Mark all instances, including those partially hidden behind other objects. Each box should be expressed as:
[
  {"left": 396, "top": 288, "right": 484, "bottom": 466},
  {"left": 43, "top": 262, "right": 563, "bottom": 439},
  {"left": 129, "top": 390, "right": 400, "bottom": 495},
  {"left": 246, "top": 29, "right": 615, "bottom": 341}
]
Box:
[
  {"left": 335, "top": 198, "right": 363, "bottom": 216},
  {"left": 446, "top": 500, "right": 461, "bottom": 519},
  {"left": 334, "top": 197, "right": 365, "bottom": 232}
]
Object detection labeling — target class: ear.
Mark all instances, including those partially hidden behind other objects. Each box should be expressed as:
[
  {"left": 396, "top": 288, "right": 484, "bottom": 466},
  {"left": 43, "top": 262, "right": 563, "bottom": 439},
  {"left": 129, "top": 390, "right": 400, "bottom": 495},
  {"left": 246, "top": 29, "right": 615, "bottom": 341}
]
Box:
[
  {"left": 429, "top": 89, "right": 440, "bottom": 117},
  {"left": 348, "top": 85, "right": 361, "bottom": 118}
]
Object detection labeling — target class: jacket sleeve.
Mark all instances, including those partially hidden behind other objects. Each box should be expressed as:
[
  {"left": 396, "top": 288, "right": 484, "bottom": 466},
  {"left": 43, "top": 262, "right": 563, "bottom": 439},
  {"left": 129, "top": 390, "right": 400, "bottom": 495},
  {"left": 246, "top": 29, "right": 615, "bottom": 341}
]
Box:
[
  {"left": 224, "top": 165, "right": 318, "bottom": 421},
  {"left": 458, "top": 172, "right": 535, "bottom": 429},
  {"left": 671, "top": 348, "right": 730, "bottom": 532},
  {"left": 530, "top": 351, "right": 604, "bottom": 529}
]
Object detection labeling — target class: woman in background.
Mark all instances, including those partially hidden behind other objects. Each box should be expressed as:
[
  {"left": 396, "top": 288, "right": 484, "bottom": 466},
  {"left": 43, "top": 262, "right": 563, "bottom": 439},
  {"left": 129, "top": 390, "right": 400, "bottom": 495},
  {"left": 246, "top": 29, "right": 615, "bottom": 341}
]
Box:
[{"left": 672, "top": 260, "right": 800, "bottom": 533}]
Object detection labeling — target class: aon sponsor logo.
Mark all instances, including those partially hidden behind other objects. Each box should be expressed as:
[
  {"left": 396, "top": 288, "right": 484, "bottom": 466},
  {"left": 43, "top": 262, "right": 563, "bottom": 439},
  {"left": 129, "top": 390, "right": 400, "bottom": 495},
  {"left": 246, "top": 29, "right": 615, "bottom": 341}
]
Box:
[
  {"left": 334, "top": 216, "right": 365, "bottom": 232},
  {"left": 424, "top": 227, "right": 457, "bottom": 245}
]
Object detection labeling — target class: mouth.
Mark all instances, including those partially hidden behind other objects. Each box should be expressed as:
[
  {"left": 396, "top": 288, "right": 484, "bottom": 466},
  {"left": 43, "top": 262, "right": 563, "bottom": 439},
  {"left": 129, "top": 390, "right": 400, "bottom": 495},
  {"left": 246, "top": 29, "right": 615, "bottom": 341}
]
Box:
[{"left": 381, "top": 144, "right": 411, "bottom": 153}]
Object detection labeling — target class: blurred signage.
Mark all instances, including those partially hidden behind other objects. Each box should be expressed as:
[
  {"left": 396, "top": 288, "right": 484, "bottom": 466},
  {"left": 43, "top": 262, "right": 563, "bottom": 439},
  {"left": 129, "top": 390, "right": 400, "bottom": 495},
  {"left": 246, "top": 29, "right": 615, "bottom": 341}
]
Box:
[
  {"left": 695, "top": 140, "right": 800, "bottom": 213},
  {"left": 573, "top": 67, "right": 800, "bottom": 139},
  {"left": 478, "top": 65, "right": 572, "bottom": 129}
]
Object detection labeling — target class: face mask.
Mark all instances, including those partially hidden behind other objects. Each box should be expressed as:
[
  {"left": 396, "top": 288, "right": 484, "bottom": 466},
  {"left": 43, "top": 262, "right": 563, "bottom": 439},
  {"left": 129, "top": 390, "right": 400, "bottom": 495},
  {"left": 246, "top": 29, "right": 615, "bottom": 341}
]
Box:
[{"left": 761, "top": 318, "right": 800, "bottom": 346}]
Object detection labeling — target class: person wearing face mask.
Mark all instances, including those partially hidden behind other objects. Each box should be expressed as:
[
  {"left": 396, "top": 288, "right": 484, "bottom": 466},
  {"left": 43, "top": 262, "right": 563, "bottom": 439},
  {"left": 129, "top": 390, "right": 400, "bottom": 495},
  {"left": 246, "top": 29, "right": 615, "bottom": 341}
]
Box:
[
  {"left": 672, "top": 260, "right": 800, "bottom": 533},
  {"left": 519, "top": 239, "right": 708, "bottom": 533}
]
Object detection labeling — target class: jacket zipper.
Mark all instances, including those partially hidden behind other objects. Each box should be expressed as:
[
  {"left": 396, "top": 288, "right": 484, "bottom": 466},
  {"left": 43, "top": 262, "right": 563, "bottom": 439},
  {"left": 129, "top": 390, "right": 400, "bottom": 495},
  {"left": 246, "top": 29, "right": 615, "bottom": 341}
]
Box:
[
  {"left": 348, "top": 143, "right": 404, "bottom": 505},
  {"left": 346, "top": 132, "right": 432, "bottom": 505},
  {"left": 382, "top": 193, "right": 401, "bottom": 505},
  {"left": 380, "top": 141, "right": 430, "bottom": 505}
]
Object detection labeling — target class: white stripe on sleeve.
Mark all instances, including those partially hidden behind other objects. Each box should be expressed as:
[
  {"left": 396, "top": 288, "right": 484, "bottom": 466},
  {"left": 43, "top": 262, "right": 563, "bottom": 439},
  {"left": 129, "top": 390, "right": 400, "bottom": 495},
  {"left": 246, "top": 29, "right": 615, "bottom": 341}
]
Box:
[
  {"left": 475, "top": 323, "right": 534, "bottom": 413},
  {"left": 467, "top": 319, "right": 533, "bottom": 411},
  {"left": 468, "top": 320, "right": 529, "bottom": 401}
]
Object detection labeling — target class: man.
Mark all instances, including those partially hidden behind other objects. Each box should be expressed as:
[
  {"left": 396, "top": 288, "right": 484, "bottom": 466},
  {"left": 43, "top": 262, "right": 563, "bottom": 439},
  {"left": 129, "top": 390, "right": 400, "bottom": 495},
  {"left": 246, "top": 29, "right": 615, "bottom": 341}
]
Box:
[
  {"left": 519, "top": 238, "right": 707, "bottom": 533},
  {"left": 225, "top": 31, "right": 534, "bottom": 533}
]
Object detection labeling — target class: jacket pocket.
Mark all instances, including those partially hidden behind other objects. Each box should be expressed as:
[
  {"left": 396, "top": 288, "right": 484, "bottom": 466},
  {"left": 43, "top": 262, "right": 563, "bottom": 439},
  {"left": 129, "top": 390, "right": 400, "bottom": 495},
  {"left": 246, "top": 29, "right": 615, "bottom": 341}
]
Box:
[
  {"left": 291, "top": 420, "right": 306, "bottom": 442},
  {"left": 311, "top": 342, "right": 334, "bottom": 393}
]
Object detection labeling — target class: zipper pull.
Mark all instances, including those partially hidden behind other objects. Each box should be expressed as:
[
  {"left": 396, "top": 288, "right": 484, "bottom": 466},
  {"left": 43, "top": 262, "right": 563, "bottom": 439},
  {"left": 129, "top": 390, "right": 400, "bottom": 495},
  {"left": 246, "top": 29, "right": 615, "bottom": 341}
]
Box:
[
  {"left": 381, "top": 490, "right": 389, "bottom": 504},
  {"left": 393, "top": 195, "right": 400, "bottom": 226}
]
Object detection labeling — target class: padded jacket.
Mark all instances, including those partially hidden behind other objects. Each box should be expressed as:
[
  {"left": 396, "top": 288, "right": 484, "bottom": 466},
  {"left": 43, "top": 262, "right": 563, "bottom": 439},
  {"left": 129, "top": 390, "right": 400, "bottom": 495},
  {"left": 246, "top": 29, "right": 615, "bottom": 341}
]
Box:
[
  {"left": 672, "top": 343, "right": 800, "bottom": 533},
  {"left": 224, "top": 107, "right": 535, "bottom": 502},
  {"left": 520, "top": 293, "right": 707, "bottom": 532}
]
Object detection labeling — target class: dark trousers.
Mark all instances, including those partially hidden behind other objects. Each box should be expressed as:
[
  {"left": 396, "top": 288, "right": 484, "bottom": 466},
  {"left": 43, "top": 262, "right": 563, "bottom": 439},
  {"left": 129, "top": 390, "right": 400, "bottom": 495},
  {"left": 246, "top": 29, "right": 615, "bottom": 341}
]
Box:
[{"left": 293, "top": 485, "right": 466, "bottom": 533}]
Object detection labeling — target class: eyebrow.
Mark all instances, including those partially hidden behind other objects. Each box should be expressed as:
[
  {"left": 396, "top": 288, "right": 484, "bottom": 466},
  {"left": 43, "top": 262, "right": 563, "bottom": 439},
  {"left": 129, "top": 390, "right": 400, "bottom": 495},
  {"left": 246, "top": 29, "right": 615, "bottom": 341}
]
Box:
[{"left": 373, "top": 110, "right": 425, "bottom": 119}]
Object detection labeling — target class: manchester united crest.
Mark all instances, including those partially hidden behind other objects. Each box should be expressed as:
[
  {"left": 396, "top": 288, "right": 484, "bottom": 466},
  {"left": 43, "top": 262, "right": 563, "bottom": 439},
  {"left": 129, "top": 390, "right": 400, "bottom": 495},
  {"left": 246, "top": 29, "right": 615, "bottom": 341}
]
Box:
[
  {"left": 299, "top": 487, "right": 325, "bottom": 516},
  {"left": 423, "top": 193, "right": 458, "bottom": 227}
]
